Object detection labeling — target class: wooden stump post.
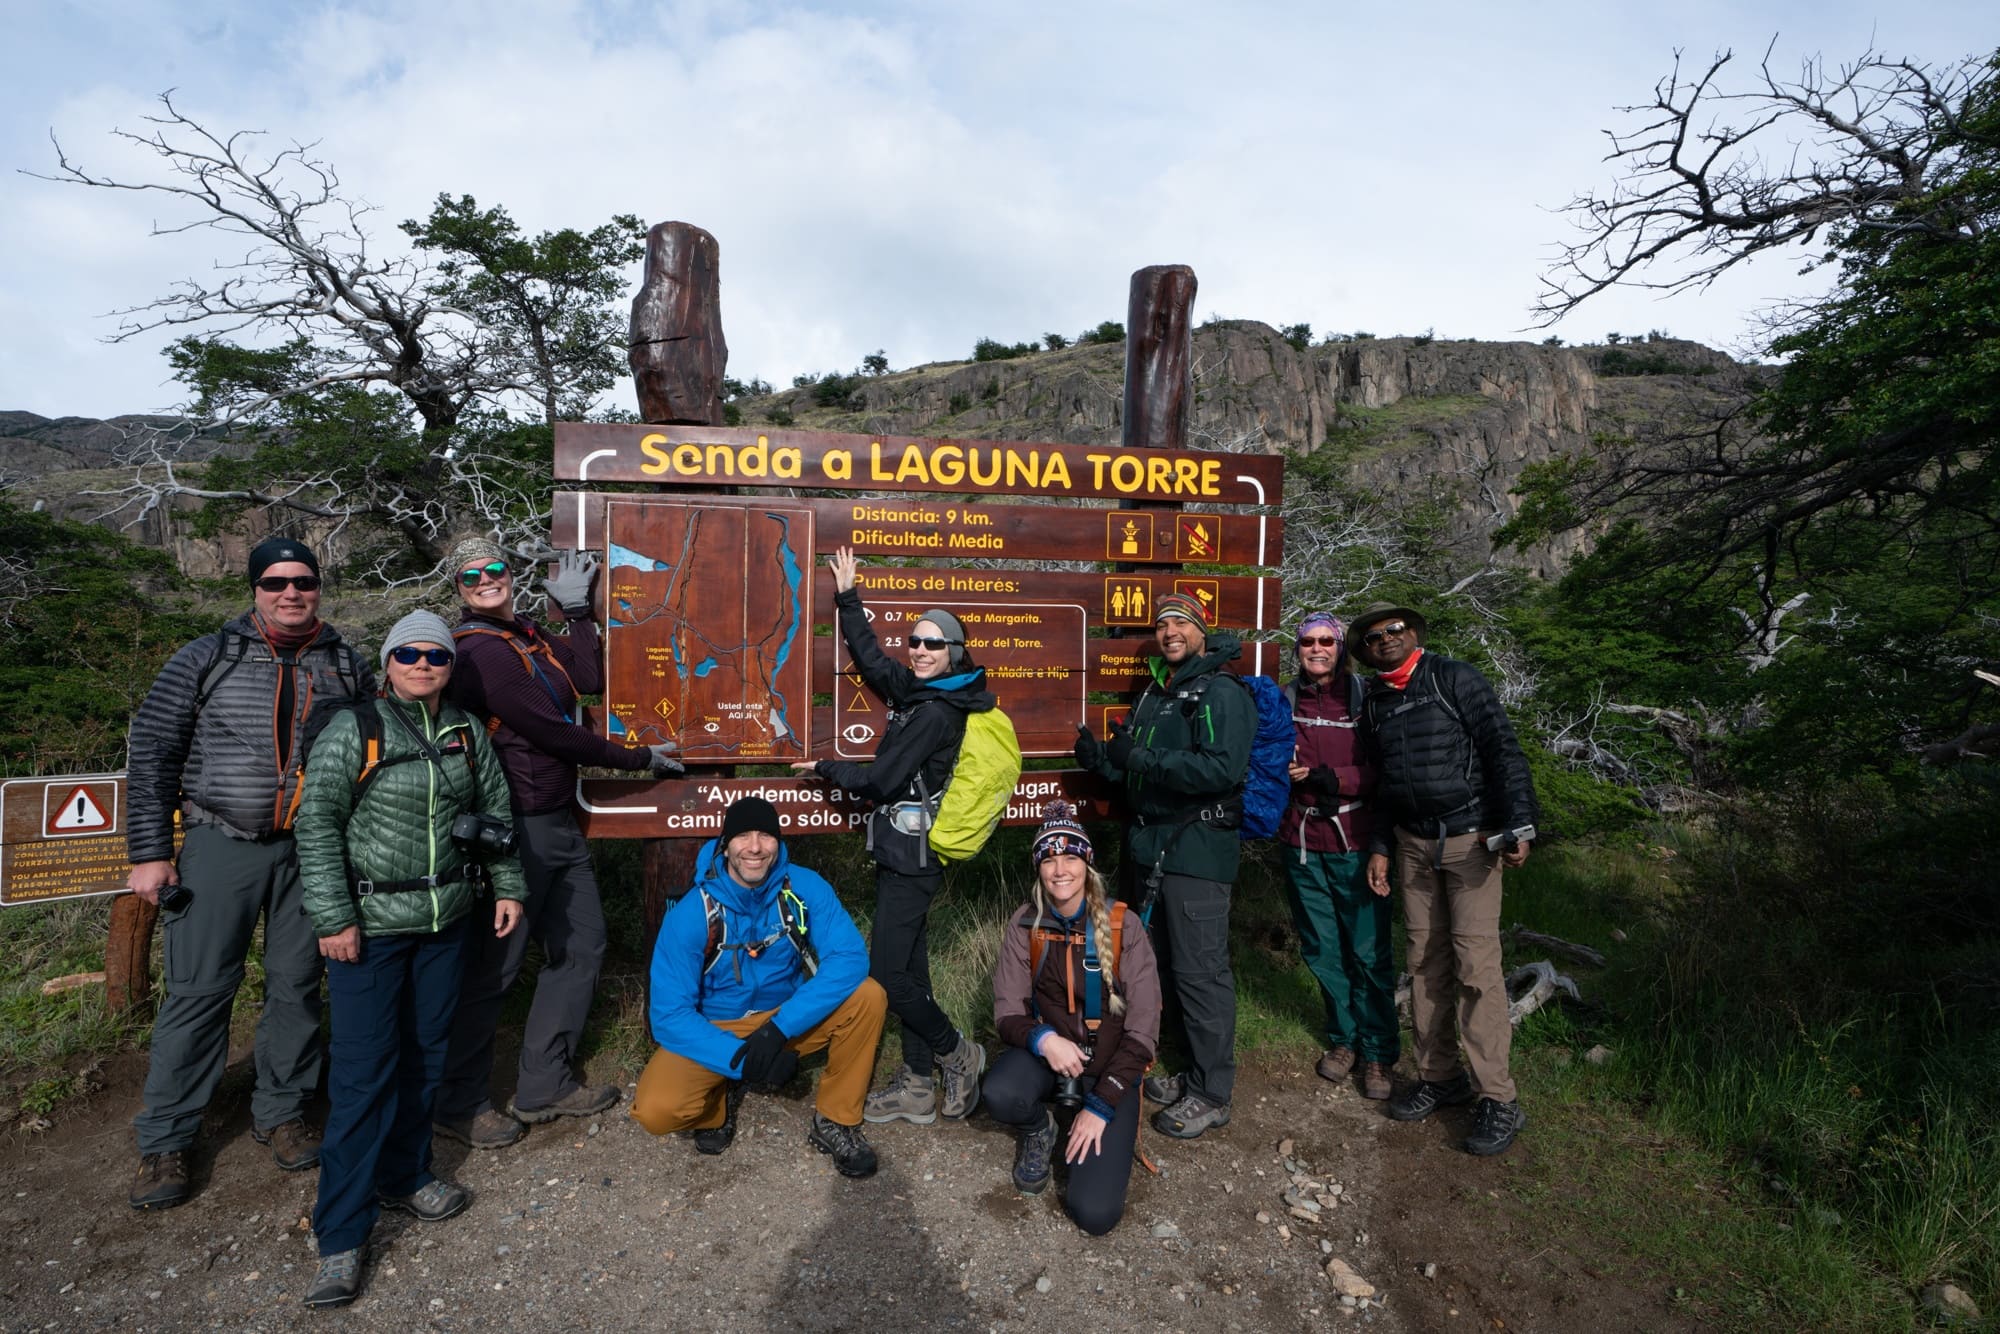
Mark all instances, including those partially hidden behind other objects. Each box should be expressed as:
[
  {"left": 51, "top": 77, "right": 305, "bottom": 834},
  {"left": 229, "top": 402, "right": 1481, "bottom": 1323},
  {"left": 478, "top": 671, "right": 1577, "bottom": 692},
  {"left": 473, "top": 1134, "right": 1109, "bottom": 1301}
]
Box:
[
  {"left": 628, "top": 221, "right": 728, "bottom": 964},
  {"left": 1121, "top": 264, "right": 1198, "bottom": 451},
  {"left": 104, "top": 894, "right": 157, "bottom": 1013}
]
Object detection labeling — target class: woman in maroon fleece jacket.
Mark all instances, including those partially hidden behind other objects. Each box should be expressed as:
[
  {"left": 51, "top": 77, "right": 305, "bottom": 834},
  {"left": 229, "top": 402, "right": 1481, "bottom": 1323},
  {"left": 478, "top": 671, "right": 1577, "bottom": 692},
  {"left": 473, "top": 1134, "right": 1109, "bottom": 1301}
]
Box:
[
  {"left": 987, "top": 801, "right": 1160, "bottom": 1235},
  {"left": 434, "top": 538, "right": 684, "bottom": 1150}
]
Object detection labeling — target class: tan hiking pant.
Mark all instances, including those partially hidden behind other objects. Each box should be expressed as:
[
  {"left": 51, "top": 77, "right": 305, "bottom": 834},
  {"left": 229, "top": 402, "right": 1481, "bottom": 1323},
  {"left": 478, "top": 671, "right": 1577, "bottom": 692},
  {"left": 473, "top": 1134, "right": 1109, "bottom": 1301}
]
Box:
[
  {"left": 1396, "top": 829, "right": 1516, "bottom": 1103},
  {"left": 630, "top": 978, "right": 887, "bottom": 1132}
]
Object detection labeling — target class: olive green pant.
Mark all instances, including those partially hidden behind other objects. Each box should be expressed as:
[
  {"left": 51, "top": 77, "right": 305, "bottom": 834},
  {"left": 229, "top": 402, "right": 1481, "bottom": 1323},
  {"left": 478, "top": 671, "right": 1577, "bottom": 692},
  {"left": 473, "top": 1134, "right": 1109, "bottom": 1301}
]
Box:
[{"left": 1283, "top": 849, "right": 1399, "bottom": 1063}]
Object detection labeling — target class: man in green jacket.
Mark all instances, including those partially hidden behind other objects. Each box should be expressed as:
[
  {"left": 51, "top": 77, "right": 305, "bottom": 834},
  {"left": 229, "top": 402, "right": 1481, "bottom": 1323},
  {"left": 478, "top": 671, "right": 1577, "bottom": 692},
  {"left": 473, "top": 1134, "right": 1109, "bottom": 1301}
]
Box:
[{"left": 1075, "top": 592, "right": 1253, "bottom": 1139}]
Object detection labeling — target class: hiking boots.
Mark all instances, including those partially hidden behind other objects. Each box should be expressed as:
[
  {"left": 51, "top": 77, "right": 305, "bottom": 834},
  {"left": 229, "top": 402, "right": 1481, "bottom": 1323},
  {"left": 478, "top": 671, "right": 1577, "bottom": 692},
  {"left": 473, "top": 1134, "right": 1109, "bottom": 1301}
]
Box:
[
  {"left": 251, "top": 1119, "right": 321, "bottom": 1171},
  {"left": 807, "top": 1113, "right": 879, "bottom": 1179},
  {"left": 863, "top": 1066, "right": 938, "bottom": 1125},
  {"left": 1360, "top": 1061, "right": 1394, "bottom": 1102},
  {"left": 129, "top": 1150, "right": 190, "bottom": 1210},
  {"left": 1012, "top": 1109, "right": 1059, "bottom": 1195},
  {"left": 509, "top": 1083, "right": 620, "bottom": 1124},
  {"left": 1316, "top": 1047, "right": 1357, "bottom": 1082},
  {"left": 434, "top": 1108, "right": 525, "bottom": 1150},
  {"left": 1463, "top": 1097, "right": 1527, "bottom": 1156},
  {"left": 379, "top": 1178, "right": 471, "bottom": 1223},
  {"left": 936, "top": 1033, "right": 988, "bottom": 1120},
  {"left": 1387, "top": 1072, "right": 1474, "bottom": 1122},
  {"left": 1152, "top": 1091, "right": 1231, "bottom": 1140},
  {"left": 1142, "top": 1071, "right": 1184, "bottom": 1105},
  {"left": 302, "top": 1247, "right": 365, "bottom": 1308},
  {"left": 693, "top": 1082, "right": 747, "bottom": 1156}
]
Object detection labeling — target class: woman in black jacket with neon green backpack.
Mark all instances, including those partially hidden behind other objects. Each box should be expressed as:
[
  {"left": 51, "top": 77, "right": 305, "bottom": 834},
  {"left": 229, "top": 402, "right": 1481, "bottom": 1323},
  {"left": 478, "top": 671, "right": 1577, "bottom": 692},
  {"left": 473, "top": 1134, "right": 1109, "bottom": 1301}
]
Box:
[{"left": 293, "top": 610, "right": 527, "bottom": 1309}]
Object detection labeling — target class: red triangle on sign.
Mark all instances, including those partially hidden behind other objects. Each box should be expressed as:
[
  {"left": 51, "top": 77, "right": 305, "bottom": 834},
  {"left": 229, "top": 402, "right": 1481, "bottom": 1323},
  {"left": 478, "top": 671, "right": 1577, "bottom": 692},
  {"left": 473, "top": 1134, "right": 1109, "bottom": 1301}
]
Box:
[{"left": 49, "top": 785, "right": 110, "bottom": 834}]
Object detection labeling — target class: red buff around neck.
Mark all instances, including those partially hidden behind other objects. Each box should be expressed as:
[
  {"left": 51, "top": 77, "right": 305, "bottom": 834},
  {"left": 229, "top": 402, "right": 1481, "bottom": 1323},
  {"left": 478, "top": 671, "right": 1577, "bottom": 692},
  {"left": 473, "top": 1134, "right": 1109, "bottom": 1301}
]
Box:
[
  {"left": 253, "top": 612, "right": 324, "bottom": 651},
  {"left": 1380, "top": 647, "right": 1424, "bottom": 690}
]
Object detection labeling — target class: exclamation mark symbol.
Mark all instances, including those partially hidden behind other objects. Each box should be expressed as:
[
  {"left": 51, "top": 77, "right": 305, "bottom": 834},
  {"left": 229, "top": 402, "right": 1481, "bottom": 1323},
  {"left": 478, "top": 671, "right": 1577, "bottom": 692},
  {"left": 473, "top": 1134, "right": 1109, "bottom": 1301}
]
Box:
[{"left": 76, "top": 795, "right": 86, "bottom": 823}]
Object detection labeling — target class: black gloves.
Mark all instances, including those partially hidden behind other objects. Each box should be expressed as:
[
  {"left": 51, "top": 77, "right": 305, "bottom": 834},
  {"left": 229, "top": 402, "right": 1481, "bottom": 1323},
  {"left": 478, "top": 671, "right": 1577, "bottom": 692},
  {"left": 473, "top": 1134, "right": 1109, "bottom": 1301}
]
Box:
[
  {"left": 1104, "top": 721, "right": 1135, "bottom": 770},
  {"left": 730, "top": 1018, "right": 796, "bottom": 1088},
  {"left": 1074, "top": 726, "right": 1103, "bottom": 769},
  {"left": 1306, "top": 765, "right": 1341, "bottom": 802}
]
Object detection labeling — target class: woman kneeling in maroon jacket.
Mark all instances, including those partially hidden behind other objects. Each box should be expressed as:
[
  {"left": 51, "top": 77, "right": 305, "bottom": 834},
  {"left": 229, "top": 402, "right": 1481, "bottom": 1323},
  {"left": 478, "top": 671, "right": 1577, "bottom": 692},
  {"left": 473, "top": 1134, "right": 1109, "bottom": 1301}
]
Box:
[{"left": 987, "top": 801, "right": 1161, "bottom": 1234}]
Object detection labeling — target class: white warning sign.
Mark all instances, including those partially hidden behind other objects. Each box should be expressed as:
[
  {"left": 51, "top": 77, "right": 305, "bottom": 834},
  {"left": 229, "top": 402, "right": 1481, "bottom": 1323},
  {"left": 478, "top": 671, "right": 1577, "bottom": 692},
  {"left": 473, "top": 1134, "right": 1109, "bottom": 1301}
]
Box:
[{"left": 48, "top": 784, "right": 113, "bottom": 836}]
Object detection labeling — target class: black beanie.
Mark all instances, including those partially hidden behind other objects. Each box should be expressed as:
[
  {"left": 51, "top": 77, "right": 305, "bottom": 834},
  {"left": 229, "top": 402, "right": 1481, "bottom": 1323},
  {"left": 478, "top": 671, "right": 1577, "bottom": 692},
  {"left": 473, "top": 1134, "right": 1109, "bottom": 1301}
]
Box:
[
  {"left": 248, "top": 536, "right": 321, "bottom": 583},
  {"left": 720, "top": 796, "right": 782, "bottom": 844}
]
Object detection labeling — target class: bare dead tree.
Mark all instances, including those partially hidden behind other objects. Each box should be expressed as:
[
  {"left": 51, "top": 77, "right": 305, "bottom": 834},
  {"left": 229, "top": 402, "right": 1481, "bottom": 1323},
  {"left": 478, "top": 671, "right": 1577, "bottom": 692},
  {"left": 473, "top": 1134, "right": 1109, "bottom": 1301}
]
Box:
[{"left": 1537, "top": 43, "right": 1988, "bottom": 323}]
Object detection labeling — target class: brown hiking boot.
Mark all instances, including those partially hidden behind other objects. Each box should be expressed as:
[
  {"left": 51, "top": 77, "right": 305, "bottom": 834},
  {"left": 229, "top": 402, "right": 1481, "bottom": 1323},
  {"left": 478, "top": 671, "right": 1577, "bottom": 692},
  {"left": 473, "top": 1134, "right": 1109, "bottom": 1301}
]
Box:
[
  {"left": 251, "top": 1119, "right": 322, "bottom": 1171},
  {"left": 130, "top": 1150, "right": 190, "bottom": 1210},
  {"left": 1360, "top": 1061, "right": 1393, "bottom": 1101},
  {"left": 509, "top": 1083, "right": 620, "bottom": 1125},
  {"left": 1316, "top": 1047, "right": 1357, "bottom": 1082},
  {"left": 434, "top": 1108, "right": 526, "bottom": 1150}
]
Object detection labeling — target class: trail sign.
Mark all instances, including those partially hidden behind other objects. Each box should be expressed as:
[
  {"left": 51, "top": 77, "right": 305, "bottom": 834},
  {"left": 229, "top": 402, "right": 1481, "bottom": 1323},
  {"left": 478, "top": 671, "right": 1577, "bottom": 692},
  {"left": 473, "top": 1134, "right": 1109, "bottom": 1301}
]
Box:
[{"left": 2, "top": 775, "right": 129, "bottom": 906}]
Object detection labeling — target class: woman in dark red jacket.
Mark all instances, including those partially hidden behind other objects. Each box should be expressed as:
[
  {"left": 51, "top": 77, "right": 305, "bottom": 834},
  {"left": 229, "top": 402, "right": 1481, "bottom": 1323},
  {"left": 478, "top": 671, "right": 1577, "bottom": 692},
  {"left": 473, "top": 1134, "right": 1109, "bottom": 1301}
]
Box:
[{"left": 987, "top": 802, "right": 1161, "bottom": 1235}]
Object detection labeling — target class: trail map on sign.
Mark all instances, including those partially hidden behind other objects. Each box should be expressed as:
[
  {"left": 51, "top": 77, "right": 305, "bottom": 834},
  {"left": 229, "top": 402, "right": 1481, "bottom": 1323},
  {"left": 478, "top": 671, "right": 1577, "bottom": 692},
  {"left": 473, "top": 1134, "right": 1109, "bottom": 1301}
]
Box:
[{"left": 603, "top": 501, "right": 813, "bottom": 763}]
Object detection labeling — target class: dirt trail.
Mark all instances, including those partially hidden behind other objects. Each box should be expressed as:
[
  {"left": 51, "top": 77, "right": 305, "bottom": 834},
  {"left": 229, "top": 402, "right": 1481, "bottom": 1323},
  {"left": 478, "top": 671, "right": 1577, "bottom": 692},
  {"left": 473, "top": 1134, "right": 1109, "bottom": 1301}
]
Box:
[{"left": 0, "top": 1054, "right": 1691, "bottom": 1332}]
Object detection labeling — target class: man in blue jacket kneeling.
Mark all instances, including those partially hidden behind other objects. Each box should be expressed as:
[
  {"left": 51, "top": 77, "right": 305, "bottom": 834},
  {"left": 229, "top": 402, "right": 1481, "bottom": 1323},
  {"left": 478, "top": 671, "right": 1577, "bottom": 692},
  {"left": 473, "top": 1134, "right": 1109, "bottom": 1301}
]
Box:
[{"left": 631, "top": 796, "right": 887, "bottom": 1177}]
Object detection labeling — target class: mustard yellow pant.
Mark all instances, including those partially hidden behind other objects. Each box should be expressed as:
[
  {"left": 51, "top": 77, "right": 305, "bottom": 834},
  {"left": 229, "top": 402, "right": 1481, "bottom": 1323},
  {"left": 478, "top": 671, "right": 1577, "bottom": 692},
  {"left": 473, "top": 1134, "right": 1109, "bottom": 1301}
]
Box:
[{"left": 630, "top": 978, "right": 887, "bottom": 1132}]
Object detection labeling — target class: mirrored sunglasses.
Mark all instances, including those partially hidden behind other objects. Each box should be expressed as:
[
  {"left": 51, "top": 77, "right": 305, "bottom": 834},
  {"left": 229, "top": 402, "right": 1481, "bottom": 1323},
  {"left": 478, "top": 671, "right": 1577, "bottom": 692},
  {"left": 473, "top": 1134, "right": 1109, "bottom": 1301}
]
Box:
[
  {"left": 909, "top": 636, "right": 959, "bottom": 651},
  {"left": 1360, "top": 621, "right": 1410, "bottom": 645},
  {"left": 458, "top": 561, "right": 510, "bottom": 587},
  {"left": 389, "top": 646, "right": 455, "bottom": 667},
  {"left": 253, "top": 575, "right": 321, "bottom": 593}
]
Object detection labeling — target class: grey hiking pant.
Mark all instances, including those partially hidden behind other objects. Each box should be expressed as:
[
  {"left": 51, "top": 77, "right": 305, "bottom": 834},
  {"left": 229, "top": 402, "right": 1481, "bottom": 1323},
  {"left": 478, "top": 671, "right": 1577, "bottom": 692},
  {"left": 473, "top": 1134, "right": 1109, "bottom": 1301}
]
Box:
[
  {"left": 438, "top": 810, "right": 607, "bottom": 1120},
  {"left": 1151, "top": 872, "right": 1238, "bottom": 1105},
  {"left": 133, "top": 824, "right": 324, "bottom": 1154}
]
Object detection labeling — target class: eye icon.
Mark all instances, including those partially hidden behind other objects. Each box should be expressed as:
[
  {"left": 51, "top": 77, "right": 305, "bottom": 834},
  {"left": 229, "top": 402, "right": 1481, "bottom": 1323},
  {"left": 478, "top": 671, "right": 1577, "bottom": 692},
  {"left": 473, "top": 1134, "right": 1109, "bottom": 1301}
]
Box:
[
  {"left": 704, "top": 722, "right": 721, "bottom": 733},
  {"left": 842, "top": 723, "right": 876, "bottom": 746}
]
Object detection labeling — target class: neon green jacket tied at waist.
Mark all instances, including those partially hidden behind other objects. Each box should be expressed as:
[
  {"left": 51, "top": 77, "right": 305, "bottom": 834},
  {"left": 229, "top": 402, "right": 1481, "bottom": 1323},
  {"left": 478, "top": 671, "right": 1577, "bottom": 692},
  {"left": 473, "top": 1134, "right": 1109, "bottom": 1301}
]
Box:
[
  {"left": 295, "top": 695, "right": 527, "bottom": 938},
  {"left": 1086, "top": 631, "right": 1255, "bottom": 884}
]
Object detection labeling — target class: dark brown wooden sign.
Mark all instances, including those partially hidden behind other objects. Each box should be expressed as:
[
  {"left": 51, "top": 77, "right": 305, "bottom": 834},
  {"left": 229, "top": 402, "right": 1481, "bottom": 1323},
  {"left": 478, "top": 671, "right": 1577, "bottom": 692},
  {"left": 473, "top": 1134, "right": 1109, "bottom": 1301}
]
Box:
[
  {"left": 2, "top": 775, "right": 129, "bottom": 907},
  {"left": 812, "top": 569, "right": 1281, "bottom": 631},
  {"left": 555, "top": 423, "right": 1284, "bottom": 506},
  {"left": 807, "top": 635, "right": 1291, "bottom": 696},
  {"left": 554, "top": 492, "right": 1284, "bottom": 569}
]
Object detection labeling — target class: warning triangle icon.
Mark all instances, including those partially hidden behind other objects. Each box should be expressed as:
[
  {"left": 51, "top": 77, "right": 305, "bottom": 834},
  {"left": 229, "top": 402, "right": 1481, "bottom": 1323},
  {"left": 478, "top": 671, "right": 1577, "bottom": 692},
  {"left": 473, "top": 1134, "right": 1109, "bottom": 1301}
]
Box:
[{"left": 51, "top": 786, "right": 110, "bottom": 833}]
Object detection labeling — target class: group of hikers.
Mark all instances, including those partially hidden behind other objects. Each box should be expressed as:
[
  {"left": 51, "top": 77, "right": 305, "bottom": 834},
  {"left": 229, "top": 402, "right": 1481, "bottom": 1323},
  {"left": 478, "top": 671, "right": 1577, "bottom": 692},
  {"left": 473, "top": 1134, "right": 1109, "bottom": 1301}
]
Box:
[{"left": 118, "top": 532, "right": 1539, "bottom": 1309}]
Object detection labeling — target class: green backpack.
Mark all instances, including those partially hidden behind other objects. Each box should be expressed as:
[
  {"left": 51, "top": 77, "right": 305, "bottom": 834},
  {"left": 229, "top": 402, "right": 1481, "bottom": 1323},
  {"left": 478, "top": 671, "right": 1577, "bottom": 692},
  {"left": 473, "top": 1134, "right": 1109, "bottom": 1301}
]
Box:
[{"left": 928, "top": 707, "right": 1023, "bottom": 863}]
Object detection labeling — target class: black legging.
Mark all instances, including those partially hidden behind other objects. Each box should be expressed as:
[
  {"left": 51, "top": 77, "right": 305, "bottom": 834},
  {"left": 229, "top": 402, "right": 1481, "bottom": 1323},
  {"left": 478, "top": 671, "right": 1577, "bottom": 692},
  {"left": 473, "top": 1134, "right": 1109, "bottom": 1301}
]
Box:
[
  {"left": 870, "top": 868, "right": 958, "bottom": 1076},
  {"left": 983, "top": 1046, "right": 1141, "bottom": 1235}
]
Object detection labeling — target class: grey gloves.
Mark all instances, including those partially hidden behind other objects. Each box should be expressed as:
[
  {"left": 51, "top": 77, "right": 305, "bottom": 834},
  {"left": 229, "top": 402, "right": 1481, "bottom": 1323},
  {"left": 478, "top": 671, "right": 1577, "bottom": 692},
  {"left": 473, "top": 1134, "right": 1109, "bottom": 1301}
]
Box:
[
  {"left": 647, "top": 744, "right": 685, "bottom": 777},
  {"left": 542, "top": 550, "right": 598, "bottom": 614}
]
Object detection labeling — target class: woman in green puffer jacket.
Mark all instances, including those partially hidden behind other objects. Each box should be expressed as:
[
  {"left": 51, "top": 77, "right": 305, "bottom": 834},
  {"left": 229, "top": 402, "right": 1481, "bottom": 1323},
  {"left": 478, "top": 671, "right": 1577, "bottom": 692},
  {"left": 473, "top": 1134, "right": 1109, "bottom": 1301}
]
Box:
[{"left": 293, "top": 610, "right": 526, "bottom": 1310}]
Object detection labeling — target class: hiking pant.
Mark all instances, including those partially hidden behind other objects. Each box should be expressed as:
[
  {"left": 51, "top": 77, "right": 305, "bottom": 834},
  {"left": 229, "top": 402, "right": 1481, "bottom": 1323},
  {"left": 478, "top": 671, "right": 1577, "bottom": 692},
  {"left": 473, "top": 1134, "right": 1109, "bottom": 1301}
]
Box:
[
  {"left": 869, "top": 867, "right": 958, "bottom": 1077},
  {"left": 983, "top": 1046, "right": 1142, "bottom": 1236},
  {"left": 1284, "top": 849, "right": 1399, "bottom": 1064},
  {"left": 630, "top": 978, "right": 887, "bottom": 1132},
  {"left": 1148, "top": 872, "right": 1237, "bottom": 1105},
  {"left": 438, "top": 810, "right": 607, "bottom": 1121},
  {"left": 1397, "top": 828, "right": 1516, "bottom": 1103},
  {"left": 314, "top": 917, "right": 468, "bottom": 1256},
  {"left": 133, "top": 825, "right": 323, "bottom": 1154}
]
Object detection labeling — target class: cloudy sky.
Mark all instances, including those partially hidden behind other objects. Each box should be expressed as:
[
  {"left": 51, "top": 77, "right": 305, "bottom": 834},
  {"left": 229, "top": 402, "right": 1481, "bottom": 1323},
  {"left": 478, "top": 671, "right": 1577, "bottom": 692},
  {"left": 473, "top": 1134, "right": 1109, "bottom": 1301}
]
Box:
[{"left": 3, "top": 1, "right": 1990, "bottom": 419}]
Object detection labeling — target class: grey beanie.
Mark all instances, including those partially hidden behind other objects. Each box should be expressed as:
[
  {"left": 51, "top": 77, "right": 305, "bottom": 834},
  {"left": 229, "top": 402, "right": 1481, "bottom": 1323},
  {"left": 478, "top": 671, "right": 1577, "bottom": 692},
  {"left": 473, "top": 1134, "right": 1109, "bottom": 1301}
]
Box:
[
  {"left": 918, "top": 608, "right": 968, "bottom": 668},
  {"left": 380, "top": 610, "right": 457, "bottom": 669}
]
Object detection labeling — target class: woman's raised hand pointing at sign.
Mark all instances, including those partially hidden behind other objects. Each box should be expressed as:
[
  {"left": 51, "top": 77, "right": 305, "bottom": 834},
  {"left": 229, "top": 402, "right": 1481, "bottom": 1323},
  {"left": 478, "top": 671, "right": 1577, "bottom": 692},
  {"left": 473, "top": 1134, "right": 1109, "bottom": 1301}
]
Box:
[{"left": 830, "top": 546, "right": 859, "bottom": 594}]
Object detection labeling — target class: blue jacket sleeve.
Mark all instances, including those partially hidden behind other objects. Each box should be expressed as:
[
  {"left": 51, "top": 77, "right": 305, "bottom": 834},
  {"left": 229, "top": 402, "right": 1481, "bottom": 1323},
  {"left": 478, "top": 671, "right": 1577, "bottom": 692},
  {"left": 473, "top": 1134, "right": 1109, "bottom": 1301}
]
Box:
[
  {"left": 769, "top": 869, "right": 870, "bottom": 1040},
  {"left": 647, "top": 895, "right": 748, "bottom": 1076}
]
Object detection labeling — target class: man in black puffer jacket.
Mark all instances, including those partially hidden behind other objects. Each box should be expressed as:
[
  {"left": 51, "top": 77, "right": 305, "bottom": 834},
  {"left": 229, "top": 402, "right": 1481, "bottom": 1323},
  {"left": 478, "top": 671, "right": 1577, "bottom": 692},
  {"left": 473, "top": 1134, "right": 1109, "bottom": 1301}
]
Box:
[
  {"left": 1350, "top": 602, "right": 1539, "bottom": 1158},
  {"left": 124, "top": 538, "right": 374, "bottom": 1210}
]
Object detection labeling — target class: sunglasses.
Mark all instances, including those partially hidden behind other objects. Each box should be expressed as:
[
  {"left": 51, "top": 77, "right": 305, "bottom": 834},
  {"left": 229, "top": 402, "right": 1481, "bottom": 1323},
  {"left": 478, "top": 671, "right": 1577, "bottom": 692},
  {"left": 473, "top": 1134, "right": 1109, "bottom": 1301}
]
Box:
[
  {"left": 909, "top": 636, "right": 959, "bottom": 651},
  {"left": 1360, "top": 621, "right": 1410, "bottom": 646},
  {"left": 458, "top": 561, "right": 510, "bottom": 587},
  {"left": 388, "top": 646, "right": 456, "bottom": 667},
  {"left": 1297, "top": 635, "right": 1341, "bottom": 648},
  {"left": 254, "top": 575, "right": 321, "bottom": 593}
]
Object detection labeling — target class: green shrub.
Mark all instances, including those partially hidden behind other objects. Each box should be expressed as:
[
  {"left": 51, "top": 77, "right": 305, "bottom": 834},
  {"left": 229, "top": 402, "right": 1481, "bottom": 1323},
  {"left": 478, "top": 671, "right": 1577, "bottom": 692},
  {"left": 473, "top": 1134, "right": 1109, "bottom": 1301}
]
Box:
[
  {"left": 972, "top": 337, "right": 1035, "bottom": 362},
  {"left": 1077, "top": 320, "right": 1124, "bottom": 345},
  {"left": 765, "top": 405, "right": 795, "bottom": 426},
  {"left": 946, "top": 391, "right": 971, "bottom": 414}
]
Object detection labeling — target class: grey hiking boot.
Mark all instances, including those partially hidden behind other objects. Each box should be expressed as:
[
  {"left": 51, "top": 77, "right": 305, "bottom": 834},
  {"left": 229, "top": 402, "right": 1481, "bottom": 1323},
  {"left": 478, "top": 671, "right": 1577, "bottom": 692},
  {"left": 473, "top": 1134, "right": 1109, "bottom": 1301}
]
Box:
[
  {"left": 434, "top": 1108, "right": 525, "bottom": 1150},
  {"left": 1463, "top": 1097, "right": 1527, "bottom": 1156},
  {"left": 936, "top": 1033, "right": 988, "bottom": 1120},
  {"left": 863, "top": 1065, "right": 938, "bottom": 1125},
  {"left": 1388, "top": 1072, "right": 1474, "bottom": 1122},
  {"left": 509, "top": 1083, "right": 620, "bottom": 1124},
  {"left": 1012, "top": 1108, "right": 1059, "bottom": 1195},
  {"left": 251, "top": 1118, "right": 322, "bottom": 1171},
  {"left": 302, "top": 1247, "right": 365, "bottom": 1308},
  {"left": 693, "top": 1082, "right": 746, "bottom": 1156},
  {"left": 1142, "top": 1071, "right": 1184, "bottom": 1104},
  {"left": 807, "top": 1113, "right": 879, "bottom": 1178},
  {"left": 378, "top": 1178, "right": 471, "bottom": 1223},
  {"left": 1152, "top": 1090, "right": 1231, "bottom": 1140},
  {"left": 129, "top": 1150, "right": 190, "bottom": 1210}
]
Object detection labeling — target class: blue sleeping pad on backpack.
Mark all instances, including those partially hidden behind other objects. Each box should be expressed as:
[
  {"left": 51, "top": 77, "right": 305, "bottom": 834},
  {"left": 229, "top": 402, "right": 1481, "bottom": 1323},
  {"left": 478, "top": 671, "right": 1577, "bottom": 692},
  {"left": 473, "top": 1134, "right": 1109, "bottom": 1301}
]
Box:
[{"left": 1237, "top": 674, "right": 1295, "bottom": 840}]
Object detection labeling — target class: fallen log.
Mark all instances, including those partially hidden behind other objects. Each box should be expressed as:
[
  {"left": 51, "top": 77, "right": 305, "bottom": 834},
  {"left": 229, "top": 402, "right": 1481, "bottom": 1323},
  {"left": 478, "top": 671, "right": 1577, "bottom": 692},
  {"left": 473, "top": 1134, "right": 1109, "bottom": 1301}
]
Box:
[{"left": 1506, "top": 960, "right": 1582, "bottom": 1025}]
